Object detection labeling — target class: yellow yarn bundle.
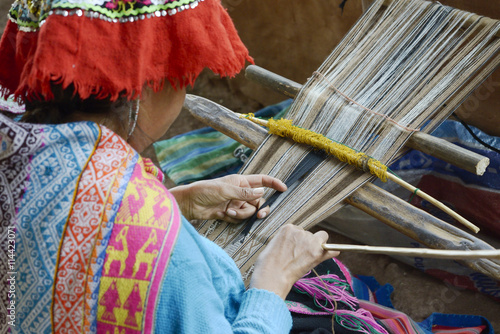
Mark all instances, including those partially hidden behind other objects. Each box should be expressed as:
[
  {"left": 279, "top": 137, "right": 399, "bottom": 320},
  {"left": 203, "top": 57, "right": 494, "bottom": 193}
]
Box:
[{"left": 266, "top": 117, "right": 388, "bottom": 182}]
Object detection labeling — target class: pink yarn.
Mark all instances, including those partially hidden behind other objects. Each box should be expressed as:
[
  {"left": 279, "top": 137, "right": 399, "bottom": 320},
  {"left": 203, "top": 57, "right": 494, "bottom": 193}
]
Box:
[
  {"left": 291, "top": 273, "right": 389, "bottom": 334},
  {"left": 293, "top": 273, "right": 358, "bottom": 313},
  {"left": 336, "top": 309, "right": 389, "bottom": 334}
]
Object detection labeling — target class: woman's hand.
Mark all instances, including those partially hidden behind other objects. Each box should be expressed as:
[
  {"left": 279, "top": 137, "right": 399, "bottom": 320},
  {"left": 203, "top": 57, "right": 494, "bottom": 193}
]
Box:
[
  {"left": 250, "top": 225, "right": 339, "bottom": 300},
  {"left": 170, "top": 174, "right": 287, "bottom": 222}
]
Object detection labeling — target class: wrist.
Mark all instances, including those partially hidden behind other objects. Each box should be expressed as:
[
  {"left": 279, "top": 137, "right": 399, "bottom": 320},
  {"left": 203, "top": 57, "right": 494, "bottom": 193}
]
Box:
[
  {"left": 250, "top": 267, "right": 294, "bottom": 300},
  {"left": 170, "top": 185, "right": 193, "bottom": 220}
]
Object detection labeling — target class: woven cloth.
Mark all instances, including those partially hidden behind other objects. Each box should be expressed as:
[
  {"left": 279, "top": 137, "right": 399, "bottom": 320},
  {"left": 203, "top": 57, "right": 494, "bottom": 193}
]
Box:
[
  {"left": 0, "top": 113, "right": 181, "bottom": 333},
  {"left": 0, "top": 0, "right": 252, "bottom": 102}
]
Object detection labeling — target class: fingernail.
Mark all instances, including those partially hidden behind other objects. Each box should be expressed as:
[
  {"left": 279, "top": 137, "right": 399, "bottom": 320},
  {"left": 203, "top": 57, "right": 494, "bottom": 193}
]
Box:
[
  {"left": 253, "top": 187, "right": 265, "bottom": 195},
  {"left": 227, "top": 209, "right": 237, "bottom": 217},
  {"left": 258, "top": 211, "right": 267, "bottom": 219}
]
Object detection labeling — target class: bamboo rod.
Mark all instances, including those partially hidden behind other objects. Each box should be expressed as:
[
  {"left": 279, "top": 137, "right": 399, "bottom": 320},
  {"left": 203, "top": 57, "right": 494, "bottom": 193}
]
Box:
[
  {"left": 245, "top": 65, "right": 490, "bottom": 175},
  {"left": 322, "top": 243, "right": 500, "bottom": 259},
  {"left": 385, "top": 173, "right": 479, "bottom": 233},
  {"left": 238, "top": 113, "right": 480, "bottom": 233},
  {"left": 183, "top": 94, "right": 500, "bottom": 279}
]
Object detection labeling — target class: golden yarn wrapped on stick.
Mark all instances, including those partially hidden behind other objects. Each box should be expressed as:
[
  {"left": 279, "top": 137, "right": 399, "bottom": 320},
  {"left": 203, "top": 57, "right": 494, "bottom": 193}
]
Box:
[{"left": 240, "top": 113, "right": 479, "bottom": 233}]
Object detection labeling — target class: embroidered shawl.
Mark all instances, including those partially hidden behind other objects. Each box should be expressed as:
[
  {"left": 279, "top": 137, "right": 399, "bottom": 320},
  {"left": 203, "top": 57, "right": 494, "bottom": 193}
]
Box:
[{"left": 0, "top": 113, "right": 181, "bottom": 333}]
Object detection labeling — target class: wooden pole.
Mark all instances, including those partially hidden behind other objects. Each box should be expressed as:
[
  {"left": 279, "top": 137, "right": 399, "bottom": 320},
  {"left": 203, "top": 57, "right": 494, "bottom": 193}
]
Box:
[
  {"left": 385, "top": 173, "right": 479, "bottom": 232},
  {"left": 183, "top": 94, "right": 500, "bottom": 278},
  {"left": 245, "top": 65, "right": 490, "bottom": 175},
  {"left": 322, "top": 243, "right": 500, "bottom": 259},
  {"left": 239, "top": 112, "right": 480, "bottom": 233}
]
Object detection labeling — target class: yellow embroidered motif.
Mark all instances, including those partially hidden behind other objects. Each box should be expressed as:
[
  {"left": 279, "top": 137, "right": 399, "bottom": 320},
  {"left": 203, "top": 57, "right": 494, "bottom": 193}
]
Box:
[
  {"left": 106, "top": 328, "right": 126, "bottom": 334},
  {"left": 98, "top": 158, "right": 176, "bottom": 330},
  {"left": 114, "top": 166, "right": 173, "bottom": 228},
  {"left": 104, "top": 226, "right": 130, "bottom": 276},
  {"left": 132, "top": 229, "right": 159, "bottom": 279}
]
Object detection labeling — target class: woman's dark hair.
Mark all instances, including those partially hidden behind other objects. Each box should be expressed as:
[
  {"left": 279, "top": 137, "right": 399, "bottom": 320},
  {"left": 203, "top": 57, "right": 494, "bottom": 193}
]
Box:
[{"left": 22, "top": 84, "right": 130, "bottom": 124}]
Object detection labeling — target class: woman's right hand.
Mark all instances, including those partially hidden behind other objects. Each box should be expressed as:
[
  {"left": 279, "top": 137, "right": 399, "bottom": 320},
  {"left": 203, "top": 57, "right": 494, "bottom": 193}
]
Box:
[{"left": 250, "top": 224, "right": 339, "bottom": 300}]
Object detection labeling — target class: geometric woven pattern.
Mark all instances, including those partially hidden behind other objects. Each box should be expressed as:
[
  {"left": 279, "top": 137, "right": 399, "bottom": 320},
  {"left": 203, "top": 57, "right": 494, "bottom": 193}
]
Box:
[
  {"left": 82, "top": 131, "right": 138, "bottom": 334},
  {"left": 0, "top": 116, "right": 100, "bottom": 334},
  {"left": 53, "top": 127, "right": 133, "bottom": 334},
  {"left": 0, "top": 114, "right": 45, "bottom": 334},
  {"left": 96, "top": 157, "right": 181, "bottom": 334},
  {"left": 0, "top": 116, "right": 181, "bottom": 333}
]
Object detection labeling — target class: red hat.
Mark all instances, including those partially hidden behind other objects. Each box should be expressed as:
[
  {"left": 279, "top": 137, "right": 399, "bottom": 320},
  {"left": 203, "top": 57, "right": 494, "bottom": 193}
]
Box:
[{"left": 0, "top": 0, "right": 253, "bottom": 103}]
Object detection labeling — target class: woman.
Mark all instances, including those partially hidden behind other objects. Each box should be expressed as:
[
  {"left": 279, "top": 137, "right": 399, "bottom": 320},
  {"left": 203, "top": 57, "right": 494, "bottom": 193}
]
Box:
[{"left": 0, "top": 0, "right": 337, "bottom": 332}]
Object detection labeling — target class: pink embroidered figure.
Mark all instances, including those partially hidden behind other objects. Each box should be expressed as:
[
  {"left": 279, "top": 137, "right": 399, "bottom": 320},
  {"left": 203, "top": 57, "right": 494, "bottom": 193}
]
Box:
[
  {"left": 151, "top": 188, "right": 171, "bottom": 222},
  {"left": 99, "top": 280, "right": 121, "bottom": 323},
  {"left": 126, "top": 183, "right": 148, "bottom": 222},
  {"left": 123, "top": 282, "right": 143, "bottom": 327}
]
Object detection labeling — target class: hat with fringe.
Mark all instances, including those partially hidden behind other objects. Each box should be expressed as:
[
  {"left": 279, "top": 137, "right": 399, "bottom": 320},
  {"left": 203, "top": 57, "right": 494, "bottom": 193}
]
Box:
[{"left": 0, "top": 0, "right": 252, "bottom": 105}]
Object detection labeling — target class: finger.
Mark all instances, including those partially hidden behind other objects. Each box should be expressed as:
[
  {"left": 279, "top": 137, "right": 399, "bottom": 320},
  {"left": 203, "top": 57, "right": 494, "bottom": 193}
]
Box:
[
  {"left": 242, "top": 175, "right": 287, "bottom": 192},
  {"left": 321, "top": 250, "right": 341, "bottom": 261},
  {"left": 221, "top": 184, "right": 265, "bottom": 202},
  {"left": 226, "top": 203, "right": 258, "bottom": 220},
  {"left": 244, "top": 197, "right": 267, "bottom": 211},
  {"left": 227, "top": 199, "right": 268, "bottom": 219},
  {"left": 225, "top": 197, "right": 261, "bottom": 215},
  {"left": 257, "top": 206, "right": 269, "bottom": 219},
  {"left": 312, "top": 230, "right": 340, "bottom": 260},
  {"left": 215, "top": 211, "right": 243, "bottom": 224},
  {"left": 313, "top": 230, "right": 330, "bottom": 244},
  {"left": 243, "top": 197, "right": 262, "bottom": 209}
]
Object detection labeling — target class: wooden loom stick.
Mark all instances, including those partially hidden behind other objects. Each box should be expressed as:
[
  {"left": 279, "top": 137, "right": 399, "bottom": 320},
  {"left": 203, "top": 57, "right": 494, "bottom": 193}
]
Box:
[
  {"left": 385, "top": 173, "right": 479, "bottom": 232},
  {"left": 322, "top": 244, "right": 500, "bottom": 259},
  {"left": 239, "top": 113, "right": 480, "bottom": 233},
  {"left": 245, "top": 65, "right": 490, "bottom": 176},
  {"left": 183, "top": 94, "right": 500, "bottom": 274}
]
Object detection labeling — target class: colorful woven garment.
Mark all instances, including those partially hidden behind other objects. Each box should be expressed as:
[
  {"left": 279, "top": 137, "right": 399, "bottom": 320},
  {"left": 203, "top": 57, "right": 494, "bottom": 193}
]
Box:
[
  {"left": 0, "top": 113, "right": 181, "bottom": 334},
  {"left": 286, "top": 260, "right": 494, "bottom": 334},
  {"left": 0, "top": 0, "right": 252, "bottom": 102},
  {"left": 286, "top": 260, "right": 390, "bottom": 334},
  {"left": 154, "top": 100, "right": 292, "bottom": 185}
]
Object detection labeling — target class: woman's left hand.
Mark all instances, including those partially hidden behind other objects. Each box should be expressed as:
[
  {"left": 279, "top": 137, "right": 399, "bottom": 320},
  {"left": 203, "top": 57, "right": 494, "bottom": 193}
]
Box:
[{"left": 170, "top": 174, "right": 287, "bottom": 222}]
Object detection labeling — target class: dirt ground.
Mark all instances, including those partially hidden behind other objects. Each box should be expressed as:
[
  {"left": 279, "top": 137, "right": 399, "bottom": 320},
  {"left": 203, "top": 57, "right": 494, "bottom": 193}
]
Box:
[{"left": 1, "top": 0, "right": 499, "bottom": 330}]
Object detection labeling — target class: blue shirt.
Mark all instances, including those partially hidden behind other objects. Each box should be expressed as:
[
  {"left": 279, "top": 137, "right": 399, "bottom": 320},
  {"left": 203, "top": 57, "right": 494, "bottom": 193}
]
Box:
[{"left": 154, "top": 218, "right": 293, "bottom": 333}]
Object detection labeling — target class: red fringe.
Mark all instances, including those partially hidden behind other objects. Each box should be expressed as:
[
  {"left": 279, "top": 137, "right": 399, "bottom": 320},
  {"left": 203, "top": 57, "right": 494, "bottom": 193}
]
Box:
[{"left": 0, "top": 0, "right": 253, "bottom": 102}]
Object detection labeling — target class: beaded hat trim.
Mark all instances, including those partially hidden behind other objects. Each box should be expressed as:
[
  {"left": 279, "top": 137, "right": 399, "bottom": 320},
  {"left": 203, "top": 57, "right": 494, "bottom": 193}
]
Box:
[
  {"left": 0, "top": 0, "right": 252, "bottom": 104},
  {"left": 9, "top": 0, "right": 204, "bottom": 32}
]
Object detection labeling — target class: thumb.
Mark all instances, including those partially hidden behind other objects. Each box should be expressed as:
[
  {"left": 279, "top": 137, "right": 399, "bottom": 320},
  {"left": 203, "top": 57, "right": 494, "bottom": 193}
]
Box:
[{"left": 222, "top": 185, "right": 266, "bottom": 202}]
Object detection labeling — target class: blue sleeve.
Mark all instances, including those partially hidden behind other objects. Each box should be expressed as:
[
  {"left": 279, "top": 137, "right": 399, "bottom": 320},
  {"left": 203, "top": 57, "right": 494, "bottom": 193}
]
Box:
[{"left": 154, "top": 219, "right": 292, "bottom": 333}]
